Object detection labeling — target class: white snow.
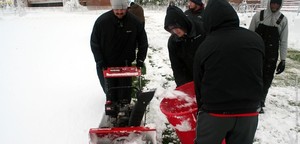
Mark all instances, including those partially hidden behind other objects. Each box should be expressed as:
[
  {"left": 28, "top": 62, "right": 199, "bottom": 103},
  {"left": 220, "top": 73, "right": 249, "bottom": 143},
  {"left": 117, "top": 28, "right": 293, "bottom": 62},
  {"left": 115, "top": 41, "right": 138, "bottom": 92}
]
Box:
[
  {"left": 0, "top": 6, "right": 299, "bottom": 144},
  {"left": 174, "top": 119, "right": 193, "bottom": 132}
]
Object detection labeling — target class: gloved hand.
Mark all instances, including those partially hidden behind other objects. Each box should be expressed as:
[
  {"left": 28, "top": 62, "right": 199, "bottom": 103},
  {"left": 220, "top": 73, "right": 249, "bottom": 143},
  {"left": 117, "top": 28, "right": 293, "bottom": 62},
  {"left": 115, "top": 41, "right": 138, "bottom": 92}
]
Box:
[
  {"left": 136, "top": 60, "right": 144, "bottom": 68},
  {"left": 276, "top": 60, "right": 285, "bottom": 74}
]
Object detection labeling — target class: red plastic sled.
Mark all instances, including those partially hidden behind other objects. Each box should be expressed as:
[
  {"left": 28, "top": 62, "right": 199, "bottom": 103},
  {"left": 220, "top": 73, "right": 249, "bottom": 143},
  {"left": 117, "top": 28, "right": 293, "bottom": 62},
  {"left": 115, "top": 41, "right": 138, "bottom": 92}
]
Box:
[{"left": 160, "top": 82, "right": 226, "bottom": 144}]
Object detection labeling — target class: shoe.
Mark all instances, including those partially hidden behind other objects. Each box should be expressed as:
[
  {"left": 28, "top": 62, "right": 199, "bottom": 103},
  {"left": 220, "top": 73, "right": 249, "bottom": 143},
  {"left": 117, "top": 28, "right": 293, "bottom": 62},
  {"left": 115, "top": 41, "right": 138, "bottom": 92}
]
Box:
[{"left": 259, "top": 107, "right": 264, "bottom": 114}]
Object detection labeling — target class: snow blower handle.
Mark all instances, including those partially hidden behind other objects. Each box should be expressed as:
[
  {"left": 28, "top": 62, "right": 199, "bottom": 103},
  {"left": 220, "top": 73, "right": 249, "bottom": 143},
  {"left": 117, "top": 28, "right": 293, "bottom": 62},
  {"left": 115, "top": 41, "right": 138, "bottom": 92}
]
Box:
[{"left": 103, "top": 66, "right": 141, "bottom": 78}]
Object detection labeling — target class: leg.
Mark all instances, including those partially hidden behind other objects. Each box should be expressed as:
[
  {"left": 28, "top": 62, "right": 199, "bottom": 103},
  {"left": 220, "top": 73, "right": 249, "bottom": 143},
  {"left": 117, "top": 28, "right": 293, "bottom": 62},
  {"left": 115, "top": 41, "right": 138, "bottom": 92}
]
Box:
[
  {"left": 96, "top": 64, "right": 107, "bottom": 94},
  {"left": 117, "top": 77, "right": 132, "bottom": 104},
  {"left": 195, "top": 112, "right": 233, "bottom": 144},
  {"left": 106, "top": 78, "right": 118, "bottom": 102},
  {"left": 262, "top": 58, "right": 277, "bottom": 106},
  {"left": 105, "top": 78, "right": 118, "bottom": 116},
  {"left": 226, "top": 116, "right": 258, "bottom": 144}
]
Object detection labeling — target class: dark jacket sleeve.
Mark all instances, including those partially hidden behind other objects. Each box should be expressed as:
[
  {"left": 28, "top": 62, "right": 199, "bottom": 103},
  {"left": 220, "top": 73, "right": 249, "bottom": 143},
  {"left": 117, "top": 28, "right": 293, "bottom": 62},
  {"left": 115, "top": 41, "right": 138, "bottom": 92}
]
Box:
[
  {"left": 193, "top": 47, "right": 204, "bottom": 109},
  {"left": 136, "top": 22, "right": 148, "bottom": 62},
  {"left": 168, "top": 36, "right": 189, "bottom": 87},
  {"left": 90, "top": 18, "right": 105, "bottom": 65}
]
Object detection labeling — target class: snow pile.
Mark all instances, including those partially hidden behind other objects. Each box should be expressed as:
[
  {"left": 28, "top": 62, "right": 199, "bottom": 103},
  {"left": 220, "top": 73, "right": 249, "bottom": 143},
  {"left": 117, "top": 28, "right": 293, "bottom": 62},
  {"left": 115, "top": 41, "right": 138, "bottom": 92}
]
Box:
[
  {"left": 163, "top": 89, "right": 195, "bottom": 104},
  {"left": 174, "top": 118, "right": 193, "bottom": 132}
]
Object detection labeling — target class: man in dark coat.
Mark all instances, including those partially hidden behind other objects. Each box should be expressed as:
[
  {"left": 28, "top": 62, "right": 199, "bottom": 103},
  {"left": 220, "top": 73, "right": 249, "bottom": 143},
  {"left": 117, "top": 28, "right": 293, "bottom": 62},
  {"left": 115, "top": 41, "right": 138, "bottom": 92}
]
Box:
[
  {"left": 90, "top": 0, "right": 148, "bottom": 114},
  {"left": 193, "top": 0, "right": 264, "bottom": 143},
  {"left": 164, "top": 5, "right": 205, "bottom": 87}
]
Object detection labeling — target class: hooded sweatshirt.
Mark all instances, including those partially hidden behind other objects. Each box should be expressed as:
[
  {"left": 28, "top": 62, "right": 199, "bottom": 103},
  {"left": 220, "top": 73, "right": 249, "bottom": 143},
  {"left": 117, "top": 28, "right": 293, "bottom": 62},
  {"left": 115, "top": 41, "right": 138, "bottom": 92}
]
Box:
[
  {"left": 193, "top": 0, "right": 264, "bottom": 113},
  {"left": 164, "top": 6, "right": 205, "bottom": 87},
  {"left": 249, "top": 0, "right": 288, "bottom": 60}
]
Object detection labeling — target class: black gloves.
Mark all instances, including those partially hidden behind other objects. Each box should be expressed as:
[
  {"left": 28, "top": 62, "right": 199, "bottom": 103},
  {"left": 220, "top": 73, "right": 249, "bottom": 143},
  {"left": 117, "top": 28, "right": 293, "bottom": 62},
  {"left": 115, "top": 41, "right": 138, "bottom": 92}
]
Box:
[
  {"left": 276, "top": 60, "right": 285, "bottom": 74},
  {"left": 136, "top": 60, "right": 144, "bottom": 68}
]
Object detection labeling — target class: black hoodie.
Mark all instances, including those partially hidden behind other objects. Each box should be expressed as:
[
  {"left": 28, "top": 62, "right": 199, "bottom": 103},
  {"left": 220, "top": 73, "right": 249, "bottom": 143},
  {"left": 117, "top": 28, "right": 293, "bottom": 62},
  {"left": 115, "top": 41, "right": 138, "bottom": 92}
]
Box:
[
  {"left": 164, "top": 6, "right": 205, "bottom": 87},
  {"left": 164, "top": 6, "right": 192, "bottom": 33},
  {"left": 193, "top": 0, "right": 265, "bottom": 113}
]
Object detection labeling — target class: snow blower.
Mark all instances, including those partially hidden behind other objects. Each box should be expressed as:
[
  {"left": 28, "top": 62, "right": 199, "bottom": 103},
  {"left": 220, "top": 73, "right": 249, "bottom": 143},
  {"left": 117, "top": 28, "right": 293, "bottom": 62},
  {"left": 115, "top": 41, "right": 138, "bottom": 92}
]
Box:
[{"left": 89, "top": 66, "right": 156, "bottom": 144}]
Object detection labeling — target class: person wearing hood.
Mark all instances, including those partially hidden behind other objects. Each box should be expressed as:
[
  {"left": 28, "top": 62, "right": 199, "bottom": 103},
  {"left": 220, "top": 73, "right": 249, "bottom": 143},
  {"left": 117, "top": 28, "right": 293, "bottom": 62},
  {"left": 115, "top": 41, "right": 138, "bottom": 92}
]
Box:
[
  {"left": 90, "top": 0, "right": 148, "bottom": 115},
  {"left": 184, "top": 0, "right": 205, "bottom": 25},
  {"left": 164, "top": 5, "right": 205, "bottom": 87},
  {"left": 249, "top": 0, "right": 288, "bottom": 113},
  {"left": 193, "top": 0, "right": 264, "bottom": 143}
]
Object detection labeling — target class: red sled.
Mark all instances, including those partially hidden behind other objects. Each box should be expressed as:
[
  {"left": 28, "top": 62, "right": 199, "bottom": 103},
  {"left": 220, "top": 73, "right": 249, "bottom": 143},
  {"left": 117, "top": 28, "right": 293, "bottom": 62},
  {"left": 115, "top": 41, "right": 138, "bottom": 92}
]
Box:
[
  {"left": 160, "top": 82, "right": 226, "bottom": 144},
  {"left": 89, "top": 66, "right": 156, "bottom": 144}
]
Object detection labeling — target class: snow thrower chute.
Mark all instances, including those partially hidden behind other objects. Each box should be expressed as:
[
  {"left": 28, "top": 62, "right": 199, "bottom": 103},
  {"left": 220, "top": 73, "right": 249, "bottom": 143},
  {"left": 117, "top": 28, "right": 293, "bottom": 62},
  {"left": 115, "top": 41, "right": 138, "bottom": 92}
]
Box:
[{"left": 89, "top": 66, "right": 156, "bottom": 144}]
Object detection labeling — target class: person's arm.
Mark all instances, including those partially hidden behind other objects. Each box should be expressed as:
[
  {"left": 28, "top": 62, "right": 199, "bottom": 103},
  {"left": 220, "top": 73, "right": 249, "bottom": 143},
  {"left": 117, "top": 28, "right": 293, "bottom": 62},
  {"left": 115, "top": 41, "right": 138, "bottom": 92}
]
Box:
[
  {"left": 249, "top": 12, "right": 260, "bottom": 31},
  {"left": 193, "top": 48, "right": 204, "bottom": 109},
  {"left": 275, "top": 16, "right": 288, "bottom": 74},
  {"left": 90, "top": 19, "right": 105, "bottom": 67},
  {"left": 136, "top": 22, "right": 148, "bottom": 64},
  {"left": 279, "top": 17, "right": 288, "bottom": 61},
  {"left": 168, "top": 36, "right": 188, "bottom": 87}
]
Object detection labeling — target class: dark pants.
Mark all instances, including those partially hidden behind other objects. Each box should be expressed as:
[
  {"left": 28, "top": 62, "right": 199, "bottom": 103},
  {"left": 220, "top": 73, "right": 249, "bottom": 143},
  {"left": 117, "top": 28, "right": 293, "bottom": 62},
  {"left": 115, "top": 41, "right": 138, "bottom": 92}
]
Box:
[
  {"left": 195, "top": 112, "right": 258, "bottom": 144},
  {"left": 262, "top": 57, "right": 277, "bottom": 106},
  {"left": 106, "top": 77, "right": 132, "bottom": 104},
  {"left": 255, "top": 24, "right": 280, "bottom": 106},
  {"left": 96, "top": 63, "right": 132, "bottom": 103},
  {"left": 96, "top": 64, "right": 107, "bottom": 93}
]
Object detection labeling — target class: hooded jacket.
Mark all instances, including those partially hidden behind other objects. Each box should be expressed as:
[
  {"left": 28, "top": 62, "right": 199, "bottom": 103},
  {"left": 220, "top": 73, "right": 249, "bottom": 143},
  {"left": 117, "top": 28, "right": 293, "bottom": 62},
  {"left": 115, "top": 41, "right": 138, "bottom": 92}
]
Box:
[
  {"left": 164, "top": 6, "right": 205, "bottom": 87},
  {"left": 249, "top": 0, "right": 288, "bottom": 60},
  {"left": 184, "top": 1, "right": 204, "bottom": 26},
  {"left": 90, "top": 10, "right": 148, "bottom": 67},
  {"left": 193, "top": 0, "right": 264, "bottom": 113}
]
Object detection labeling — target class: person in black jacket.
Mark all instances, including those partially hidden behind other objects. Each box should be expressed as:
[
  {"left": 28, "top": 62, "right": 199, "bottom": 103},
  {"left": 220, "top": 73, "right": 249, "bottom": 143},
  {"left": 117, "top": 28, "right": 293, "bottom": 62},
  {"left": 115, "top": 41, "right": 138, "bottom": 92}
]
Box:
[
  {"left": 193, "top": 0, "right": 264, "bottom": 143},
  {"left": 184, "top": 0, "right": 204, "bottom": 25},
  {"left": 90, "top": 0, "right": 148, "bottom": 114},
  {"left": 164, "top": 5, "right": 205, "bottom": 87}
]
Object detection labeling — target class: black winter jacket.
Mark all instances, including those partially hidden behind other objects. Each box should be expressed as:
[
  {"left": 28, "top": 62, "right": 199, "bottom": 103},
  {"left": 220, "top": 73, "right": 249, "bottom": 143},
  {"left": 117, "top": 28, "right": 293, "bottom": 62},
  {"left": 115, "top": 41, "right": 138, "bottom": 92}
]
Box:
[
  {"left": 165, "top": 6, "right": 205, "bottom": 87},
  {"left": 184, "top": 8, "right": 204, "bottom": 27},
  {"left": 90, "top": 10, "right": 148, "bottom": 67},
  {"left": 193, "top": 0, "right": 265, "bottom": 113}
]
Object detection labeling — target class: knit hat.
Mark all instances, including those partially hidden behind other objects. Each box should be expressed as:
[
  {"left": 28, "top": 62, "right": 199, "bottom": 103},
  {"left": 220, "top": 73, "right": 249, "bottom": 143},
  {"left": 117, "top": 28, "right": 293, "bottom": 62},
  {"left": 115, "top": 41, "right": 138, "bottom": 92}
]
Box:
[
  {"left": 110, "top": 0, "right": 128, "bottom": 9},
  {"left": 164, "top": 6, "right": 191, "bottom": 33},
  {"left": 190, "top": 0, "right": 203, "bottom": 6},
  {"left": 270, "top": 0, "right": 282, "bottom": 5}
]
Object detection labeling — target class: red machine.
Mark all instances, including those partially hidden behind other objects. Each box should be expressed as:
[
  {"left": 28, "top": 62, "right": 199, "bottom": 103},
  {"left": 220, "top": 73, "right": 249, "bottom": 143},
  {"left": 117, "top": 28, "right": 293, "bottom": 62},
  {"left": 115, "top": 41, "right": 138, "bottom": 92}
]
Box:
[{"left": 89, "top": 67, "right": 156, "bottom": 144}]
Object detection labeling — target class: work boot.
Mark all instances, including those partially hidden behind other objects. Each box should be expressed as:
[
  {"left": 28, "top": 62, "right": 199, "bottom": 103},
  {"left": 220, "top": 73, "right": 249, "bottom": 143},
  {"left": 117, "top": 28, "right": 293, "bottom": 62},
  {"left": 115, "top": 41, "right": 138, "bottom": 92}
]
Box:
[
  {"left": 259, "top": 102, "right": 265, "bottom": 114},
  {"left": 259, "top": 107, "right": 264, "bottom": 114}
]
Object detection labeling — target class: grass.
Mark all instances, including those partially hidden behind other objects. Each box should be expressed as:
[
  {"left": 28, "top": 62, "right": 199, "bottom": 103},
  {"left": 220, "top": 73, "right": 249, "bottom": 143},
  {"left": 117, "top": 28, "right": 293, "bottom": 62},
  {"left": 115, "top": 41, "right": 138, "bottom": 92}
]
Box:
[
  {"left": 272, "top": 49, "right": 300, "bottom": 87},
  {"left": 287, "top": 49, "right": 300, "bottom": 62}
]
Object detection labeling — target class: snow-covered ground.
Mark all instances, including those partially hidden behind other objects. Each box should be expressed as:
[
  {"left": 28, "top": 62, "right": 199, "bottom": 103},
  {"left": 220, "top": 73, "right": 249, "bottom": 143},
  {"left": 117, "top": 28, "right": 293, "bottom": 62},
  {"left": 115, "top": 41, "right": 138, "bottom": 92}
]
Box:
[{"left": 0, "top": 6, "right": 299, "bottom": 144}]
